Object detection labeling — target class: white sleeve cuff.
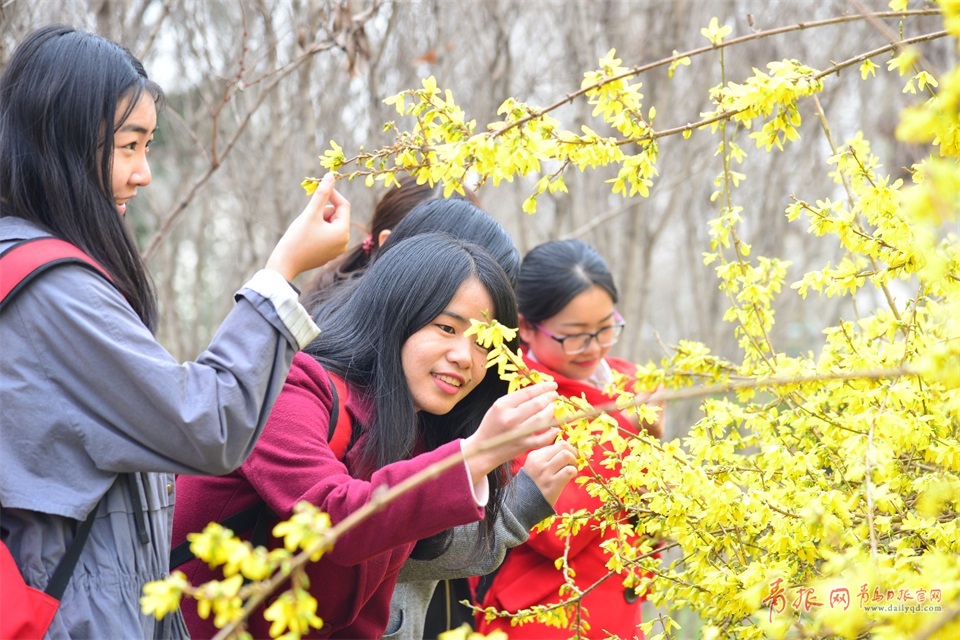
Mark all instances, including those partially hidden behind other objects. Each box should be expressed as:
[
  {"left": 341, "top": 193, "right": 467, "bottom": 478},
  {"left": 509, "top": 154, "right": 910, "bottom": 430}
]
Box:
[
  {"left": 459, "top": 440, "right": 489, "bottom": 507},
  {"left": 243, "top": 269, "right": 320, "bottom": 349}
]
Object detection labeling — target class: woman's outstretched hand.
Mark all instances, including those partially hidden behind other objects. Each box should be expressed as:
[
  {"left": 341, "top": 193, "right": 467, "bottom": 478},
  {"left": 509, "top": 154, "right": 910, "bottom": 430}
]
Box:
[
  {"left": 266, "top": 173, "right": 351, "bottom": 282},
  {"left": 523, "top": 441, "right": 578, "bottom": 507},
  {"left": 462, "top": 381, "right": 560, "bottom": 481}
]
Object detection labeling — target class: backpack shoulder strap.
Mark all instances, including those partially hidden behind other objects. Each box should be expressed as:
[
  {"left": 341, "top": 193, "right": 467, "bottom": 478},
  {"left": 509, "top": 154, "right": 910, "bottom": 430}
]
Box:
[
  {"left": 326, "top": 371, "right": 352, "bottom": 461},
  {"left": 0, "top": 237, "right": 115, "bottom": 310},
  {"left": 43, "top": 503, "right": 100, "bottom": 599}
]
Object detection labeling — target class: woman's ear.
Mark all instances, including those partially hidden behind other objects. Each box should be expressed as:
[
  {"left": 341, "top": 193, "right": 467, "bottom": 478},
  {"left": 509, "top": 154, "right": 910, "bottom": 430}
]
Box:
[
  {"left": 517, "top": 314, "right": 536, "bottom": 345},
  {"left": 377, "top": 228, "right": 392, "bottom": 249}
]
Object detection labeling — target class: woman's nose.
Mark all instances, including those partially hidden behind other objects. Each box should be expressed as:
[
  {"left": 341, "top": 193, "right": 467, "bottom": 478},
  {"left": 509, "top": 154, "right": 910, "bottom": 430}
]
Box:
[
  {"left": 581, "top": 334, "right": 603, "bottom": 356},
  {"left": 448, "top": 337, "right": 473, "bottom": 368},
  {"left": 131, "top": 157, "right": 152, "bottom": 187}
]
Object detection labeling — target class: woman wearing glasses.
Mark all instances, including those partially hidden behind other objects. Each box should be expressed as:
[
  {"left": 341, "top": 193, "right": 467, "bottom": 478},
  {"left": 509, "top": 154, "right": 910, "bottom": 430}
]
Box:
[{"left": 474, "top": 239, "right": 662, "bottom": 639}]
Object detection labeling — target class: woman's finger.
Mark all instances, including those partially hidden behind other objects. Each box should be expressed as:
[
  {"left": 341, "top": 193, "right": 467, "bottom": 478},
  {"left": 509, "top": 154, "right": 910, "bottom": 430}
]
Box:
[
  {"left": 514, "top": 398, "right": 560, "bottom": 436},
  {"left": 327, "top": 184, "right": 348, "bottom": 207},
  {"left": 497, "top": 381, "right": 557, "bottom": 408},
  {"left": 549, "top": 444, "right": 578, "bottom": 470},
  {"left": 324, "top": 187, "right": 350, "bottom": 222},
  {"left": 306, "top": 174, "right": 335, "bottom": 214},
  {"left": 522, "top": 426, "right": 560, "bottom": 451},
  {"left": 534, "top": 443, "right": 575, "bottom": 473}
]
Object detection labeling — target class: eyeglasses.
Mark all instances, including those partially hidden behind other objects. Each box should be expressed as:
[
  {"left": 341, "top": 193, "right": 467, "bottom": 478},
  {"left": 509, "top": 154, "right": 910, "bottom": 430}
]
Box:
[{"left": 535, "top": 312, "right": 625, "bottom": 355}]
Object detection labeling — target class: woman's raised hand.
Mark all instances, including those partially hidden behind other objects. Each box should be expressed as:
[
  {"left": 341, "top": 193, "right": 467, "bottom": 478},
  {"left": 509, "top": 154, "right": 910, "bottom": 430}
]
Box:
[
  {"left": 523, "top": 441, "right": 578, "bottom": 507},
  {"left": 265, "top": 173, "right": 351, "bottom": 282},
  {"left": 462, "top": 381, "right": 560, "bottom": 481}
]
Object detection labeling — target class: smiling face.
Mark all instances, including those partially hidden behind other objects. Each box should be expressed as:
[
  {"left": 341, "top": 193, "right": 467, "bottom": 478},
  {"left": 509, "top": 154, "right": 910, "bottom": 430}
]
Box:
[
  {"left": 519, "top": 284, "right": 618, "bottom": 381},
  {"left": 110, "top": 92, "right": 156, "bottom": 216},
  {"left": 401, "top": 277, "right": 493, "bottom": 414}
]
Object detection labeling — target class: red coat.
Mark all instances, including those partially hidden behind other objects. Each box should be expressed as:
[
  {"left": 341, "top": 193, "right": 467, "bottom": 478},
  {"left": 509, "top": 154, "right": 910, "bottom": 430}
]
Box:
[
  {"left": 475, "top": 356, "right": 648, "bottom": 639},
  {"left": 172, "top": 352, "right": 485, "bottom": 639}
]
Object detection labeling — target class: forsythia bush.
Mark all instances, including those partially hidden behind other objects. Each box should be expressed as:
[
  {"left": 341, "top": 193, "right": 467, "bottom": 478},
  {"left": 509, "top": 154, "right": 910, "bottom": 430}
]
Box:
[{"left": 144, "top": 2, "right": 959, "bottom": 638}]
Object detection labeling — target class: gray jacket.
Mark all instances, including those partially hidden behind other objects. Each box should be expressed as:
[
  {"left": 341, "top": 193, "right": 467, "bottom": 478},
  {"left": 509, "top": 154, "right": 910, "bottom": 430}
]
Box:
[
  {"left": 384, "top": 469, "right": 554, "bottom": 639},
  {"left": 0, "top": 217, "right": 317, "bottom": 639}
]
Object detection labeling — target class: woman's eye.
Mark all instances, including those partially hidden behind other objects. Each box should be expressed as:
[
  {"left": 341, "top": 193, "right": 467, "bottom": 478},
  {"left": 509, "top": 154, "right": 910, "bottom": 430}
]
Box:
[
  {"left": 472, "top": 340, "right": 491, "bottom": 353},
  {"left": 437, "top": 324, "right": 456, "bottom": 335},
  {"left": 119, "top": 139, "right": 150, "bottom": 152}
]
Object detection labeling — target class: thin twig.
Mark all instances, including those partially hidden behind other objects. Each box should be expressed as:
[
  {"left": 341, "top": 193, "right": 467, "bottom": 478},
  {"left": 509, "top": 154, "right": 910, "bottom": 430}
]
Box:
[
  {"left": 214, "top": 401, "right": 579, "bottom": 637},
  {"left": 848, "top": 0, "right": 940, "bottom": 87},
  {"left": 651, "top": 29, "right": 948, "bottom": 142},
  {"left": 638, "top": 365, "right": 916, "bottom": 405},
  {"left": 912, "top": 602, "right": 960, "bottom": 640},
  {"left": 141, "top": 9, "right": 379, "bottom": 259}
]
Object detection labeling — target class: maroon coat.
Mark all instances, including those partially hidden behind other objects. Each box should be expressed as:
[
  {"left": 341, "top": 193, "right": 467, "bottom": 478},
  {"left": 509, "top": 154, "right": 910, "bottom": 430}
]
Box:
[
  {"left": 173, "top": 352, "right": 485, "bottom": 638},
  {"left": 475, "top": 356, "right": 649, "bottom": 639}
]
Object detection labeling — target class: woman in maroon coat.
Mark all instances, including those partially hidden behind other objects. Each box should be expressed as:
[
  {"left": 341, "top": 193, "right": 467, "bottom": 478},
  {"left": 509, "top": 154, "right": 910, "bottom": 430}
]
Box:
[
  {"left": 173, "top": 233, "right": 562, "bottom": 639},
  {"left": 475, "top": 239, "right": 663, "bottom": 639}
]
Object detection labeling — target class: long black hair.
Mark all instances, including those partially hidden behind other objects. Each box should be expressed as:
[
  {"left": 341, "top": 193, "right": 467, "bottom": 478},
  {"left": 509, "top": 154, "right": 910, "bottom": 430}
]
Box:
[
  {"left": 305, "top": 233, "right": 518, "bottom": 557},
  {"left": 517, "top": 239, "right": 618, "bottom": 325},
  {"left": 0, "top": 25, "right": 163, "bottom": 329},
  {"left": 377, "top": 198, "right": 520, "bottom": 285}
]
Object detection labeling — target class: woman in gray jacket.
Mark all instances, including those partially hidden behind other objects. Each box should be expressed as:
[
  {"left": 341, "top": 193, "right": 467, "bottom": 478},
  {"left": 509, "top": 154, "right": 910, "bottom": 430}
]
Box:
[
  {"left": 0, "top": 25, "right": 349, "bottom": 638},
  {"left": 386, "top": 446, "right": 574, "bottom": 639}
]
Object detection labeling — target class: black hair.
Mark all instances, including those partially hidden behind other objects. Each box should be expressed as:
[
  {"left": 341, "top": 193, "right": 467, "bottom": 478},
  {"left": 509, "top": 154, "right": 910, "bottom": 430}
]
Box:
[
  {"left": 305, "top": 233, "right": 518, "bottom": 557},
  {"left": 377, "top": 198, "right": 520, "bottom": 286},
  {"left": 0, "top": 25, "right": 164, "bottom": 329},
  {"left": 302, "top": 196, "right": 519, "bottom": 311},
  {"left": 517, "top": 239, "right": 618, "bottom": 325}
]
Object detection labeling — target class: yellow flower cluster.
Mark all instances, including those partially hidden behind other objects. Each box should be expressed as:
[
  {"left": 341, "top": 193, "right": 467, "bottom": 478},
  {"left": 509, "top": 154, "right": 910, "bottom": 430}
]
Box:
[
  {"left": 144, "top": 8, "right": 959, "bottom": 639},
  {"left": 140, "top": 502, "right": 332, "bottom": 638}
]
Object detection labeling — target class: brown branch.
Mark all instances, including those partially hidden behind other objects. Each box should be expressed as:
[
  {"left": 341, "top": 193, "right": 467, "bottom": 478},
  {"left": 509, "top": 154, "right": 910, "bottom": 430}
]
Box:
[
  {"left": 488, "top": 9, "right": 942, "bottom": 141},
  {"left": 133, "top": 0, "right": 171, "bottom": 61},
  {"left": 797, "top": 99, "right": 920, "bottom": 348},
  {"left": 560, "top": 199, "right": 638, "bottom": 240},
  {"left": 652, "top": 29, "right": 949, "bottom": 142},
  {"left": 849, "top": 0, "right": 941, "bottom": 85},
  {"left": 332, "top": 17, "right": 948, "bottom": 178},
  {"left": 473, "top": 541, "right": 680, "bottom": 629},
  {"left": 213, "top": 400, "right": 576, "bottom": 638},
  {"left": 637, "top": 365, "right": 917, "bottom": 405}
]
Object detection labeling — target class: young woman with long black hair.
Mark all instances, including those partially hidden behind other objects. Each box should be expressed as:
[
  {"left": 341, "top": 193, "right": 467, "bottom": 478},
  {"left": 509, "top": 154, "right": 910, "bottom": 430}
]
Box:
[
  {"left": 0, "top": 25, "right": 350, "bottom": 638},
  {"left": 334, "top": 196, "right": 577, "bottom": 639}
]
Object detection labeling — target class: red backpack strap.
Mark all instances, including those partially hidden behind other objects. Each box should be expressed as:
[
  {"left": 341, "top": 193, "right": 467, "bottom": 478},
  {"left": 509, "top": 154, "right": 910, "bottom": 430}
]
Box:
[
  {"left": 0, "top": 237, "right": 115, "bottom": 309},
  {"left": 326, "top": 372, "right": 352, "bottom": 461}
]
